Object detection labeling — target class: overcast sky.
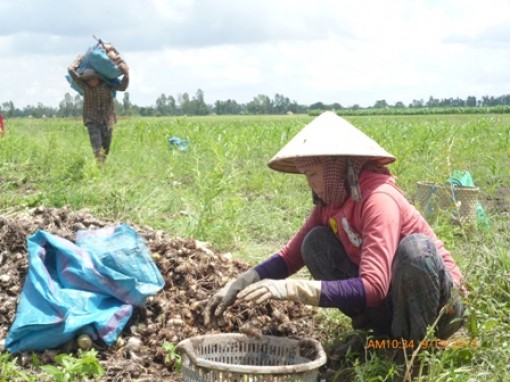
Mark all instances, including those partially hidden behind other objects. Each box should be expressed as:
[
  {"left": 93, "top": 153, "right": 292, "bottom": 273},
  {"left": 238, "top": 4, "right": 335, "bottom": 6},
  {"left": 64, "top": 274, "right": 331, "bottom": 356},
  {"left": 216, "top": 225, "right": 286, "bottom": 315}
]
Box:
[{"left": 1, "top": 0, "right": 509, "bottom": 109}]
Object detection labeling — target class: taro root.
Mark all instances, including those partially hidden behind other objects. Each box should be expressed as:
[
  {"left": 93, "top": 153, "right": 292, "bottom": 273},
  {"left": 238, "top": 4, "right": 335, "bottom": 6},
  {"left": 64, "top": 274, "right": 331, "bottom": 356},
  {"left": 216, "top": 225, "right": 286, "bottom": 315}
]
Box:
[
  {"left": 76, "top": 334, "right": 92, "bottom": 350},
  {"left": 0, "top": 206, "right": 322, "bottom": 381}
]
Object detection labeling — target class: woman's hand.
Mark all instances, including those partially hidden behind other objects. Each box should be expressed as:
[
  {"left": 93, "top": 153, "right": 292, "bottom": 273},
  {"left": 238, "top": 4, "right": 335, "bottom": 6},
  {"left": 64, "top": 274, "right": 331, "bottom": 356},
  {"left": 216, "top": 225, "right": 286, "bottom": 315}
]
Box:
[
  {"left": 203, "top": 269, "right": 260, "bottom": 326},
  {"left": 237, "top": 279, "right": 322, "bottom": 305}
]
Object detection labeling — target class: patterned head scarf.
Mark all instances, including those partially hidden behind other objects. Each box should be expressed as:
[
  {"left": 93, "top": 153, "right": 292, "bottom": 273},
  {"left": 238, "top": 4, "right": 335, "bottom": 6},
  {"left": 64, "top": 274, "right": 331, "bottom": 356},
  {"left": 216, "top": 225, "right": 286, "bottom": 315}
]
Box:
[{"left": 295, "top": 156, "right": 368, "bottom": 207}]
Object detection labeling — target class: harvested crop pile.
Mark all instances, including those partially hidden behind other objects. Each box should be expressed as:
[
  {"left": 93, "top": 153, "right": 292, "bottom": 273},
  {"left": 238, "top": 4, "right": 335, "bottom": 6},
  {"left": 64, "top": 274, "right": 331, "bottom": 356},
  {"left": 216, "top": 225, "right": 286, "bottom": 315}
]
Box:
[{"left": 0, "top": 206, "right": 329, "bottom": 381}]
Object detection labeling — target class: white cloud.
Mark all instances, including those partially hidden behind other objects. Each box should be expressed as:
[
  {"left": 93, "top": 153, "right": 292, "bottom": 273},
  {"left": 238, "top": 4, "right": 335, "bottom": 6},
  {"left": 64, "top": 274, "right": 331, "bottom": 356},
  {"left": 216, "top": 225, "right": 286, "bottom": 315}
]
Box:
[{"left": 1, "top": 0, "right": 510, "bottom": 109}]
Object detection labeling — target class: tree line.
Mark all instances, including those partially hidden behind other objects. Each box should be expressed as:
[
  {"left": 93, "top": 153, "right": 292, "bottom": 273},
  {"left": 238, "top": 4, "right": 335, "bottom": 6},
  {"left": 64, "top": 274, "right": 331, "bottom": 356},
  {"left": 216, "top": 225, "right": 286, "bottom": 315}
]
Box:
[{"left": 2, "top": 90, "right": 510, "bottom": 118}]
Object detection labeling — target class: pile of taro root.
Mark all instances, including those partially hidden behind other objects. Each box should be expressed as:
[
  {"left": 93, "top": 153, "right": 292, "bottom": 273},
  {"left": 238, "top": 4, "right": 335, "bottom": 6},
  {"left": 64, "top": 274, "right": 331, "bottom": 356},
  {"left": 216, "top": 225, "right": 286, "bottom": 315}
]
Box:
[{"left": 0, "top": 206, "right": 343, "bottom": 381}]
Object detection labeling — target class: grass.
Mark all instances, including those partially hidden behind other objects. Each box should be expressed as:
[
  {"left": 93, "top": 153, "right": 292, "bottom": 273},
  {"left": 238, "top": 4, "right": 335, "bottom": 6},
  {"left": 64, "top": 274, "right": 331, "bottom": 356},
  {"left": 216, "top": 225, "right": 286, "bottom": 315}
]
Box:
[{"left": 1, "top": 114, "right": 510, "bottom": 380}]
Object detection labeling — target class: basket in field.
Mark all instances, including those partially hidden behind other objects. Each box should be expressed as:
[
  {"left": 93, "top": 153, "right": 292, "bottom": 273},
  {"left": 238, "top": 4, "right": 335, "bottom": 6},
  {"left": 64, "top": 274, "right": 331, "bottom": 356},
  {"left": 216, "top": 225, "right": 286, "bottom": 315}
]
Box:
[
  {"left": 414, "top": 181, "right": 480, "bottom": 222},
  {"left": 176, "top": 333, "right": 327, "bottom": 382}
]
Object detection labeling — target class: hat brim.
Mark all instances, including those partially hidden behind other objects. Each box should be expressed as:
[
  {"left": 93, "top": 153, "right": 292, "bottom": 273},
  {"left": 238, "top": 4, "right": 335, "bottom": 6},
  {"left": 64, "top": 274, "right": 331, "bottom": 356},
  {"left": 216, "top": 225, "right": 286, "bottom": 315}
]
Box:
[
  {"left": 267, "top": 112, "right": 396, "bottom": 174},
  {"left": 268, "top": 155, "right": 395, "bottom": 174}
]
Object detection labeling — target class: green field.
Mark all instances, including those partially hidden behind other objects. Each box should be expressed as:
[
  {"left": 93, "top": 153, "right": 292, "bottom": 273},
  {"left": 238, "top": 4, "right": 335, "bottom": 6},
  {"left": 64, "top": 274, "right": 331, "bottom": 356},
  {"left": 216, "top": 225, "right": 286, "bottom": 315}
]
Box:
[{"left": 1, "top": 114, "right": 509, "bottom": 380}]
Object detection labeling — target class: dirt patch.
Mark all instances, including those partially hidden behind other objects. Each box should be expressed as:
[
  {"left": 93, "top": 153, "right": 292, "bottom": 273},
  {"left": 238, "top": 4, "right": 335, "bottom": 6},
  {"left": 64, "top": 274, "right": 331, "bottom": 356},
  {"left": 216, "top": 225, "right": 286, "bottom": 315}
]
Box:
[
  {"left": 481, "top": 186, "right": 510, "bottom": 215},
  {"left": 0, "top": 206, "right": 335, "bottom": 381}
]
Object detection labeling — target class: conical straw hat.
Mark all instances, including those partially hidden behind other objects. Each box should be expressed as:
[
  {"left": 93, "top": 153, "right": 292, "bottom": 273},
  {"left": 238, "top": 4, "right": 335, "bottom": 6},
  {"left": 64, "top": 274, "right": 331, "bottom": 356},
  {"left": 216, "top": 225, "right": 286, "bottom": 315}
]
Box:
[{"left": 268, "top": 111, "right": 396, "bottom": 173}]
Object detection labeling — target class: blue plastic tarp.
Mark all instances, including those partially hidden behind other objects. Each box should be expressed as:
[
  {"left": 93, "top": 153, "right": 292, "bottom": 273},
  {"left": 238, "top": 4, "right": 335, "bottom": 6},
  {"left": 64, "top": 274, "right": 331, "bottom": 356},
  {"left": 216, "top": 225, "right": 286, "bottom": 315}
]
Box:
[
  {"left": 168, "top": 137, "right": 190, "bottom": 152},
  {"left": 5, "top": 224, "right": 164, "bottom": 353}
]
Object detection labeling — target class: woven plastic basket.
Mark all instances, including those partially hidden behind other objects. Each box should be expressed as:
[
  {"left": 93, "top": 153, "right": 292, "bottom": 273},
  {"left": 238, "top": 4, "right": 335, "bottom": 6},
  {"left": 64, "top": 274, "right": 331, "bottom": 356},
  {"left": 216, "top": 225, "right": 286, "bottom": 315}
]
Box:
[
  {"left": 176, "top": 333, "right": 327, "bottom": 382},
  {"left": 414, "top": 181, "right": 480, "bottom": 222}
]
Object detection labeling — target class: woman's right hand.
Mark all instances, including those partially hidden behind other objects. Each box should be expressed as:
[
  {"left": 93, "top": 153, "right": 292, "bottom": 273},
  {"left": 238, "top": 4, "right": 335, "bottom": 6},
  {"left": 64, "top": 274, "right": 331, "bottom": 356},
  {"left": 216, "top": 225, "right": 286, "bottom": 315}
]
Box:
[{"left": 203, "top": 269, "right": 260, "bottom": 327}]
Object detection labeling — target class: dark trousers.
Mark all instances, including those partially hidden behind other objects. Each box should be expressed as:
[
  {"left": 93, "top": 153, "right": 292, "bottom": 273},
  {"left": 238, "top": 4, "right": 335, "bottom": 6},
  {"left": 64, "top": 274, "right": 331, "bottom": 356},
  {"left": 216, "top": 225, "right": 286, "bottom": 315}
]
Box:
[
  {"left": 301, "top": 226, "right": 464, "bottom": 341},
  {"left": 86, "top": 123, "right": 112, "bottom": 162}
]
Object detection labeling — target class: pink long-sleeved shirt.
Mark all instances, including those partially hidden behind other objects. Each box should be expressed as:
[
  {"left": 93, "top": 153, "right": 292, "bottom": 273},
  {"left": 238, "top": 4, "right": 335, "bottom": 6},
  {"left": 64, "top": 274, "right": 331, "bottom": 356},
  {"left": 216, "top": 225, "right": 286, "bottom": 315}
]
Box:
[{"left": 279, "top": 170, "right": 464, "bottom": 307}]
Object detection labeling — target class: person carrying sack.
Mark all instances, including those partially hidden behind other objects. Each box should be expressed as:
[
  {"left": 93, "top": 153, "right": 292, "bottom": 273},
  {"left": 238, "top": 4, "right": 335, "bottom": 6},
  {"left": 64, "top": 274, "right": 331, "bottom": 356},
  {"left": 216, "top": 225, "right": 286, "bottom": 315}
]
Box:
[
  {"left": 204, "top": 111, "right": 465, "bottom": 354},
  {"left": 67, "top": 54, "right": 129, "bottom": 164}
]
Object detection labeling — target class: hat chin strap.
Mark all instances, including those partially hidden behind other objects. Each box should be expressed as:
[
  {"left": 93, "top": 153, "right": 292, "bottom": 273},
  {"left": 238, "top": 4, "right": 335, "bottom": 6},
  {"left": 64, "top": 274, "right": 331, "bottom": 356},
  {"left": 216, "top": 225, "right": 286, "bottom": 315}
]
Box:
[{"left": 347, "top": 159, "right": 362, "bottom": 202}]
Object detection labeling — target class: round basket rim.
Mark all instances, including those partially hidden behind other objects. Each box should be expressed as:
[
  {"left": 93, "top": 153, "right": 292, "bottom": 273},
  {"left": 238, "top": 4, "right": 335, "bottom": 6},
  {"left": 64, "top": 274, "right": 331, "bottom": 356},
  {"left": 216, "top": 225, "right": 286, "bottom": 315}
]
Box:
[
  {"left": 416, "top": 181, "right": 479, "bottom": 192},
  {"left": 177, "top": 333, "right": 327, "bottom": 375}
]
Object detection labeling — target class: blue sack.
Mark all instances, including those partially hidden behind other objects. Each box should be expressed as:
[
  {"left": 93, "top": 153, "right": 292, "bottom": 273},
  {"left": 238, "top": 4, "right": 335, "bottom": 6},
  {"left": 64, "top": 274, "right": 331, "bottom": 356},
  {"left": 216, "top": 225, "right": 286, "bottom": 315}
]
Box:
[
  {"left": 66, "top": 41, "right": 125, "bottom": 96},
  {"left": 65, "top": 73, "right": 84, "bottom": 95},
  {"left": 86, "top": 43, "right": 123, "bottom": 80},
  {"left": 5, "top": 224, "right": 164, "bottom": 353},
  {"left": 66, "top": 73, "right": 122, "bottom": 98}
]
